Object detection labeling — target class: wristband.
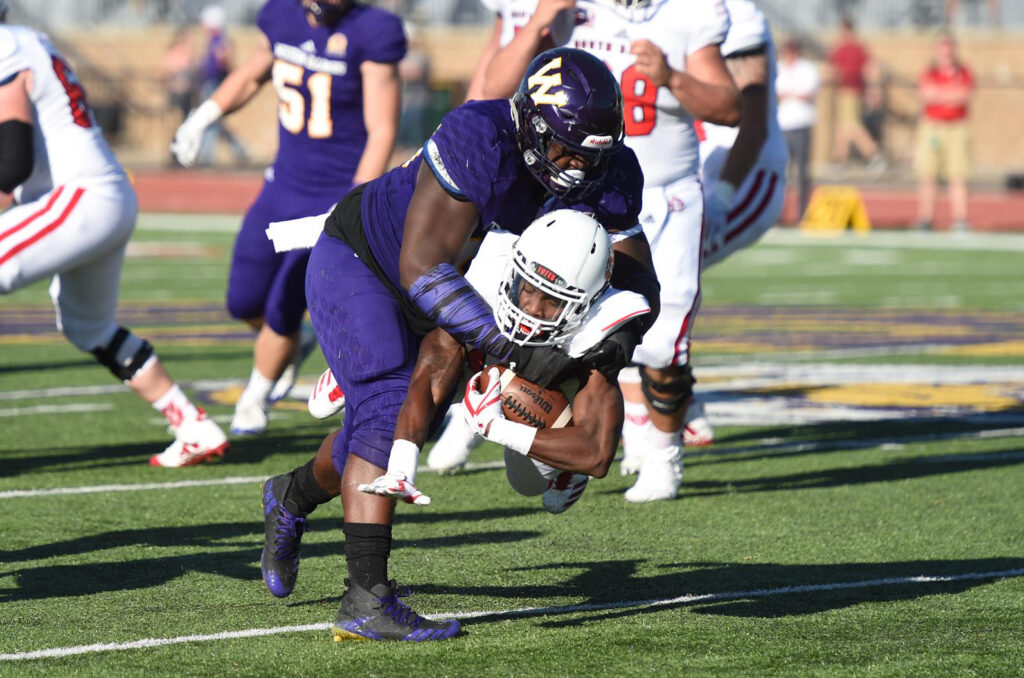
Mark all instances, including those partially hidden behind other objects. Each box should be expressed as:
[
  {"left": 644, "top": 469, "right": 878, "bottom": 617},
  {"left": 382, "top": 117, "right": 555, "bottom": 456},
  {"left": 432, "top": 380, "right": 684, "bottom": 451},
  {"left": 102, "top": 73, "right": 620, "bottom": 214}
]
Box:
[
  {"left": 193, "top": 99, "right": 224, "bottom": 127},
  {"left": 387, "top": 439, "right": 421, "bottom": 483},
  {"left": 486, "top": 418, "right": 537, "bottom": 456}
]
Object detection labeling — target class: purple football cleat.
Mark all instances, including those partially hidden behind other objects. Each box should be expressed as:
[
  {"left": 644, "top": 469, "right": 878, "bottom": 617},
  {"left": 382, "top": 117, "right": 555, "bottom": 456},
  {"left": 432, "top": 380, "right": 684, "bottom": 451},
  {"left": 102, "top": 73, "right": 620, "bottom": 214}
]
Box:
[
  {"left": 332, "top": 580, "right": 461, "bottom": 642},
  {"left": 260, "top": 475, "right": 308, "bottom": 598}
]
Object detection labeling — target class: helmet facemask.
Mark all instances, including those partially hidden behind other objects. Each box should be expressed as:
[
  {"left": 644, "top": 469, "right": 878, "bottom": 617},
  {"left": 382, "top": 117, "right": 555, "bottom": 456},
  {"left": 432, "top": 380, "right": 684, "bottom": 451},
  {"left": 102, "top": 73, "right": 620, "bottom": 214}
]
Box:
[
  {"left": 304, "top": 0, "right": 351, "bottom": 25},
  {"left": 494, "top": 209, "right": 613, "bottom": 347}
]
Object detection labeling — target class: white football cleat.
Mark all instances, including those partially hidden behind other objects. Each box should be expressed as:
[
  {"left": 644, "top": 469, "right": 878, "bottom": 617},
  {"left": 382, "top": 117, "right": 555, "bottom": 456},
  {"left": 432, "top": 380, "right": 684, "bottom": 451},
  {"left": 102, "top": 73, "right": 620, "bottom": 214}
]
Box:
[
  {"left": 426, "top": 404, "right": 481, "bottom": 472},
  {"left": 269, "top": 323, "right": 318, "bottom": 404},
  {"left": 542, "top": 471, "right": 589, "bottom": 514},
  {"left": 624, "top": 443, "right": 682, "bottom": 503},
  {"left": 307, "top": 368, "right": 346, "bottom": 420},
  {"left": 150, "top": 410, "right": 229, "bottom": 467},
  {"left": 683, "top": 397, "right": 714, "bottom": 447},
  {"left": 230, "top": 393, "right": 269, "bottom": 435}
]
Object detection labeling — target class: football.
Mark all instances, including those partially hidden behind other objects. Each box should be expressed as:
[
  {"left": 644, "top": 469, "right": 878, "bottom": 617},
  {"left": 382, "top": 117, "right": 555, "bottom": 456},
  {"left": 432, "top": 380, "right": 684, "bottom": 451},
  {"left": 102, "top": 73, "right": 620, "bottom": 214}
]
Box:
[{"left": 480, "top": 366, "right": 573, "bottom": 430}]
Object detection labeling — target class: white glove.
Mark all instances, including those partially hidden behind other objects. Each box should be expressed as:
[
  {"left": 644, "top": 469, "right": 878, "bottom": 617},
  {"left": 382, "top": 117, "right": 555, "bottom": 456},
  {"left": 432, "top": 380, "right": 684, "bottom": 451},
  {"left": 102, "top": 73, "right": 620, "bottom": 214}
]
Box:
[
  {"left": 703, "top": 181, "right": 735, "bottom": 258},
  {"left": 358, "top": 472, "right": 431, "bottom": 505},
  {"left": 462, "top": 366, "right": 504, "bottom": 436},
  {"left": 171, "top": 100, "right": 223, "bottom": 168}
]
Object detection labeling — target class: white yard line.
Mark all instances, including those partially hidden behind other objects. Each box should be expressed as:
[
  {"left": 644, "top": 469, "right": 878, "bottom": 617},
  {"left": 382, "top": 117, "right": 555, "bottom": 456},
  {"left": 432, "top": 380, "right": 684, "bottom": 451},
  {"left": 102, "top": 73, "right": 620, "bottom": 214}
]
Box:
[
  {"left": 2, "top": 567, "right": 1021, "bottom": 662},
  {"left": 0, "top": 404, "right": 113, "bottom": 418}
]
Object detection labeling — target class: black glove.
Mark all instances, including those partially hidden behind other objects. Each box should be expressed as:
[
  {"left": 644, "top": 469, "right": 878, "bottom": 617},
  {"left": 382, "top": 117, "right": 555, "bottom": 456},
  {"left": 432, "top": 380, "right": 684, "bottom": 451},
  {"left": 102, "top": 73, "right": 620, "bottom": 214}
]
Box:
[
  {"left": 509, "top": 344, "right": 581, "bottom": 388},
  {"left": 581, "top": 320, "right": 642, "bottom": 378}
]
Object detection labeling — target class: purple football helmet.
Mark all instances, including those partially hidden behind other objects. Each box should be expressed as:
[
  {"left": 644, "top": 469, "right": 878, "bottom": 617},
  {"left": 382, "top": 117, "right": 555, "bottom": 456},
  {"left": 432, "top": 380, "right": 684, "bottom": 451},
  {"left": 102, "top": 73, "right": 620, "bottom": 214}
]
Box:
[
  {"left": 513, "top": 48, "right": 625, "bottom": 201},
  {"left": 302, "top": 0, "right": 351, "bottom": 25}
]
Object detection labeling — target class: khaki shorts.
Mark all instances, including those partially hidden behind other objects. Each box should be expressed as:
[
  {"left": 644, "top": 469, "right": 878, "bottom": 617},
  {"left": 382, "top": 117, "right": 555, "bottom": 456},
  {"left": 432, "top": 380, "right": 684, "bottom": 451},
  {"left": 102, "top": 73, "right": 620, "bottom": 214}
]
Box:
[
  {"left": 915, "top": 119, "right": 971, "bottom": 180},
  {"left": 835, "top": 89, "right": 862, "bottom": 132}
]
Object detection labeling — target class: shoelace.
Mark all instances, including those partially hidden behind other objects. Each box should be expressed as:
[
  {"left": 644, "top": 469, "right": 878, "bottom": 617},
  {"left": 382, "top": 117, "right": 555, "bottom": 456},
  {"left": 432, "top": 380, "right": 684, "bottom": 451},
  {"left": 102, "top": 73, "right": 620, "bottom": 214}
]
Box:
[
  {"left": 272, "top": 508, "right": 308, "bottom": 559},
  {"left": 377, "top": 587, "right": 423, "bottom": 629}
]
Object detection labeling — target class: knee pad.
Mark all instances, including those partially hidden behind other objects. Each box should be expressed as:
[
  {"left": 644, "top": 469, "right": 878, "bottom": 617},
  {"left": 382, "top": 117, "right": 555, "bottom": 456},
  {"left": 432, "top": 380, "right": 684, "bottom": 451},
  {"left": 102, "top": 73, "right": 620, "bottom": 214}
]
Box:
[
  {"left": 639, "top": 364, "right": 695, "bottom": 415},
  {"left": 90, "top": 327, "right": 155, "bottom": 382}
]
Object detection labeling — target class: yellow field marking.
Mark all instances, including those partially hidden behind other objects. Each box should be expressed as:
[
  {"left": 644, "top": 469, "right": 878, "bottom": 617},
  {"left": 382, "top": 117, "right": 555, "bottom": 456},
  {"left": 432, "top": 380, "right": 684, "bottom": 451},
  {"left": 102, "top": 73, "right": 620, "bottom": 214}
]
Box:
[
  {"left": 933, "top": 341, "right": 1024, "bottom": 358},
  {"left": 798, "top": 383, "right": 1022, "bottom": 410}
]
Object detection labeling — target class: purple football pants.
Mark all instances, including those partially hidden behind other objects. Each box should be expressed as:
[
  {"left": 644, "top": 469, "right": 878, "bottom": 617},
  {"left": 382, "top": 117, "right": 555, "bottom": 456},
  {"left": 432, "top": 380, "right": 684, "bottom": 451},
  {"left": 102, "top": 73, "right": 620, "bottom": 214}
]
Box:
[
  {"left": 226, "top": 178, "right": 336, "bottom": 335},
  {"left": 305, "top": 231, "right": 418, "bottom": 476}
]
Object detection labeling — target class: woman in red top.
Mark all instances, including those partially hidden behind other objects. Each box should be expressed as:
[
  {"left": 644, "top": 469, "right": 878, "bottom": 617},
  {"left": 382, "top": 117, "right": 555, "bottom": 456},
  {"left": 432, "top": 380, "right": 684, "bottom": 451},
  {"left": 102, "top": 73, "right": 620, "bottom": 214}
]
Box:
[{"left": 915, "top": 33, "right": 974, "bottom": 233}]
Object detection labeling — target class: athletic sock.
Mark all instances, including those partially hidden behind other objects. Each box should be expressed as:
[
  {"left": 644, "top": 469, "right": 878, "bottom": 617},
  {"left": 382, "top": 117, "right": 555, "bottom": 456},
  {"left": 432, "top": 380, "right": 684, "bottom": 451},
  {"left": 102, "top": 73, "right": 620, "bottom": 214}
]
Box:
[
  {"left": 283, "top": 459, "right": 334, "bottom": 516},
  {"left": 241, "top": 366, "right": 274, "bottom": 403},
  {"left": 152, "top": 383, "right": 201, "bottom": 429},
  {"left": 343, "top": 522, "right": 392, "bottom": 592}
]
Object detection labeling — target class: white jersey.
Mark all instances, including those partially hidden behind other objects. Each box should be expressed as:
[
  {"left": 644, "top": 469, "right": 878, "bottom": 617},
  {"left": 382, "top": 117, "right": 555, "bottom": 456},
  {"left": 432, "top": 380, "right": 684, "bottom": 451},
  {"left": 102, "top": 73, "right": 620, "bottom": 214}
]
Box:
[
  {"left": 479, "top": 0, "right": 729, "bottom": 186},
  {"left": 570, "top": 0, "right": 729, "bottom": 186},
  {"left": 0, "top": 25, "right": 122, "bottom": 203},
  {"left": 697, "top": 0, "right": 784, "bottom": 164}
]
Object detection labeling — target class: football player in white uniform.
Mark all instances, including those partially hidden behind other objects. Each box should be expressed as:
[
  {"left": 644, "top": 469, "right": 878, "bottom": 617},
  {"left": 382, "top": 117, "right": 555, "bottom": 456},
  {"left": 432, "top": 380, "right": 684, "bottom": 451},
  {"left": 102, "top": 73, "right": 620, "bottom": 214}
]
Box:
[
  {"left": 698, "top": 0, "right": 787, "bottom": 268},
  {"left": 0, "top": 5, "right": 228, "bottom": 467},
  {"left": 434, "top": 0, "right": 740, "bottom": 503}
]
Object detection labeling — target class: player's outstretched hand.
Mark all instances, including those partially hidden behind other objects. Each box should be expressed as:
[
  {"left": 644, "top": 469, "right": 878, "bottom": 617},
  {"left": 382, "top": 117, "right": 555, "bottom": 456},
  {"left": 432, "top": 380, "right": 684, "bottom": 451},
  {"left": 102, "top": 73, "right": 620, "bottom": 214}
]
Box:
[
  {"left": 463, "top": 366, "right": 505, "bottom": 435},
  {"left": 582, "top": 320, "right": 642, "bottom": 378},
  {"left": 171, "top": 100, "right": 223, "bottom": 168},
  {"left": 357, "top": 472, "right": 431, "bottom": 506},
  {"left": 510, "top": 345, "right": 579, "bottom": 388}
]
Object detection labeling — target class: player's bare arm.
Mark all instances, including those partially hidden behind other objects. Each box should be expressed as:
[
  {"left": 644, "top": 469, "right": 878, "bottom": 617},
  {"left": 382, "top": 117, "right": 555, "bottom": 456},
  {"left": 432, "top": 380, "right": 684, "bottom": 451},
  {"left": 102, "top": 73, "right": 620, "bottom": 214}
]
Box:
[
  {"left": 518, "top": 369, "right": 622, "bottom": 477},
  {"left": 210, "top": 33, "right": 275, "bottom": 115},
  {"left": 632, "top": 41, "right": 739, "bottom": 126},
  {"left": 718, "top": 46, "right": 770, "bottom": 188},
  {"left": 353, "top": 60, "right": 400, "bottom": 186},
  {"left": 0, "top": 69, "right": 33, "bottom": 193},
  {"left": 393, "top": 328, "right": 467, "bottom": 445},
  {"left": 481, "top": 0, "right": 573, "bottom": 98},
  {"left": 398, "top": 163, "right": 482, "bottom": 288},
  {"left": 465, "top": 16, "right": 504, "bottom": 101}
]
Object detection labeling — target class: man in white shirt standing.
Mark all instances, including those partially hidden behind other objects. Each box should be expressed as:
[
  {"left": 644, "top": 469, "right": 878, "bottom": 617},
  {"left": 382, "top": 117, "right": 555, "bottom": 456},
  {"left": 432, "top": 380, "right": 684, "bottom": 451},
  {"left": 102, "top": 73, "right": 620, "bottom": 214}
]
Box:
[{"left": 775, "top": 37, "right": 820, "bottom": 221}]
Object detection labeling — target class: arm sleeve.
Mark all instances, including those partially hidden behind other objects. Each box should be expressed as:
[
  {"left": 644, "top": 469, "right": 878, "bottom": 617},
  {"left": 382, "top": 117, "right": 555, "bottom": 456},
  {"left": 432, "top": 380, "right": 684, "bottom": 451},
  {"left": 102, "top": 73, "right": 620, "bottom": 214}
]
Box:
[
  {"left": 0, "top": 34, "right": 29, "bottom": 85},
  {"left": 0, "top": 120, "right": 34, "bottom": 193},
  {"left": 363, "top": 11, "right": 407, "bottom": 64},
  {"left": 718, "top": 1, "right": 769, "bottom": 57},
  {"left": 422, "top": 105, "right": 506, "bottom": 207},
  {"left": 688, "top": 0, "right": 731, "bottom": 55}
]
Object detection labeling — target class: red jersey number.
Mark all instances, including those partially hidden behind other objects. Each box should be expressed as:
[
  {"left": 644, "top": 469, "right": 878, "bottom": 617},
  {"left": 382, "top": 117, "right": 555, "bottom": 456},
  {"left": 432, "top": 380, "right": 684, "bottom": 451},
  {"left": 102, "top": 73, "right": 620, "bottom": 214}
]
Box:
[
  {"left": 51, "top": 56, "right": 92, "bottom": 129},
  {"left": 621, "top": 65, "right": 656, "bottom": 136}
]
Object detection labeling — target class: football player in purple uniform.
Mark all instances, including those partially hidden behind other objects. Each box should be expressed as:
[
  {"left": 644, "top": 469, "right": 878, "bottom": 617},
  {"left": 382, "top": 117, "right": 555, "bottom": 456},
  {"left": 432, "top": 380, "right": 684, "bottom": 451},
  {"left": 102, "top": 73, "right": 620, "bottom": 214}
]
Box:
[
  {"left": 170, "top": 0, "right": 405, "bottom": 445},
  {"left": 256, "top": 48, "right": 660, "bottom": 642}
]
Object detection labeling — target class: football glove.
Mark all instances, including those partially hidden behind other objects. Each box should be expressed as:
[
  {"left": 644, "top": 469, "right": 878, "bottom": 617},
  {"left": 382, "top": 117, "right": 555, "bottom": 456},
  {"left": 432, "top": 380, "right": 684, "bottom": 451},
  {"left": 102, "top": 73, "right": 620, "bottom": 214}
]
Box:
[
  {"left": 462, "top": 366, "right": 505, "bottom": 435},
  {"left": 357, "top": 472, "right": 431, "bottom": 506},
  {"left": 581, "top": 320, "right": 642, "bottom": 378},
  {"left": 509, "top": 344, "right": 580, "bottom": 388},
  {"left": 170, "top": 100, "right": 223, "bottom": 168}
]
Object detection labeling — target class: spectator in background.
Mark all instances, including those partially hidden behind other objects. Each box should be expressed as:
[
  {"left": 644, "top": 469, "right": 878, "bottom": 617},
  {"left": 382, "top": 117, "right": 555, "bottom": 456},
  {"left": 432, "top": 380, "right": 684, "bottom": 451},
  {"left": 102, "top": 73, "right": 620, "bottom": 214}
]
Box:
[
  {"left": 914, "top": 32, "right": 974, "bottom": 233},
  {"left": 827, "top": 16, "right": 885, "bottom": 172},
  {"left": 776, "top": 37, "right": 820, "bottom": 221},
  {"left": 161, "top": 26, "right": 197, "bottom": 164},
  {"left": 195, "top": 5, "right": 248, "bottom": 167},
  {"left": 946, "top": 0, "right": 1001, "bottom": 27},
  {"left": 397, "top": 22, "right": 434, "bottom": 151}
]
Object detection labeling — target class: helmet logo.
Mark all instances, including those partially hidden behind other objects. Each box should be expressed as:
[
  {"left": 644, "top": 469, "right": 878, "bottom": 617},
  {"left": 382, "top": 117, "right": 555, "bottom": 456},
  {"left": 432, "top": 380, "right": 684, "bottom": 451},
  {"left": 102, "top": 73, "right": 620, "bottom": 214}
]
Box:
[
  {"left": 527, "top": 57, "right": 569, "bottom": 107},
  {"left": 532, "top": 263, "right": 566, "bottom": 287}
]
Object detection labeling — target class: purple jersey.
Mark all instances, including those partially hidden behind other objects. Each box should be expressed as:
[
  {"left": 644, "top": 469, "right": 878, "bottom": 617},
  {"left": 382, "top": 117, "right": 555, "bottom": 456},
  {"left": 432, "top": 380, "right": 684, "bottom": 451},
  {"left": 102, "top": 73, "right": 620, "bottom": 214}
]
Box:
[
  {"left": 259, "top": 0, "right": 406, "bottom": 197},
  {"left": 357, "top": 99, "right": 644, "bottom": 290}
]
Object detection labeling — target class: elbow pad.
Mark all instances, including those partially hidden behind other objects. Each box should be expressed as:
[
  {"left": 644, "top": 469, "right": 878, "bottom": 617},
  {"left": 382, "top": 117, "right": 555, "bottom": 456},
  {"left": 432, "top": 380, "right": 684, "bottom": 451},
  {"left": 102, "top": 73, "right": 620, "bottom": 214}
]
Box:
[{"left": 0, "top": 120, "right": 33, "bottom": 193}]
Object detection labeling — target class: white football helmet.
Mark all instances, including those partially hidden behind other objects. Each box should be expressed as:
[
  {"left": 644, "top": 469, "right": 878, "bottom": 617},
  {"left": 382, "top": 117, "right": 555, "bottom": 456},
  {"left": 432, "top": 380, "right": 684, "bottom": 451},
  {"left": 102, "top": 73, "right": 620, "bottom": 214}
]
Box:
[
  {"left": 595, "top": 0, "right": 660, "bottom": 21},
  {"left": 494, "top": 209, "right": 612, "bottom": 347}
]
